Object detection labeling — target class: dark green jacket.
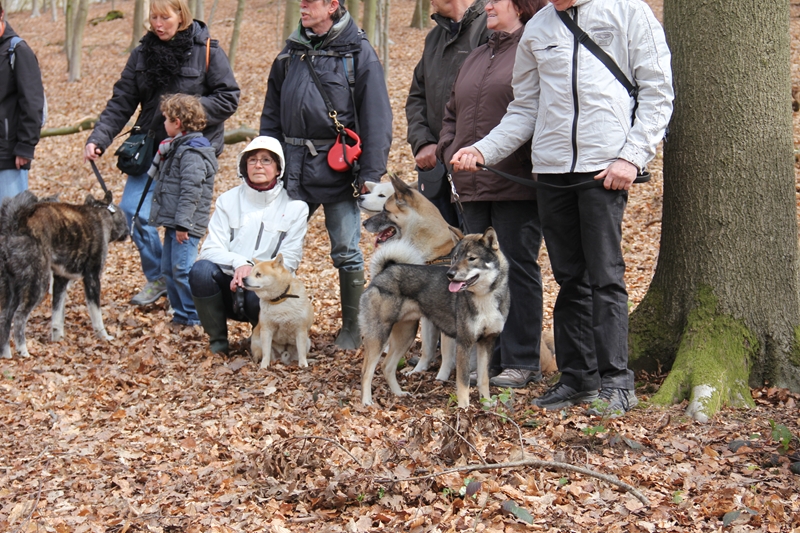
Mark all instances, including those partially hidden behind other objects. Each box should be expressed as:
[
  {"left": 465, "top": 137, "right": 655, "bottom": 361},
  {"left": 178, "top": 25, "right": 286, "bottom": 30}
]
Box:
[{"left": 405, "top": 0, "right": 491, "bottom": 155}]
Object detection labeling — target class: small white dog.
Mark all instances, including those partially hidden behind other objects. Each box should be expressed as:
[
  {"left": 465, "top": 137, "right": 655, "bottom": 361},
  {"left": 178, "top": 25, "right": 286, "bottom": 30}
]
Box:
[
  {"left": 358, "top": 180, "right": 397, "bottom": 215},
  {"left": 243, "top": 254, "right": 313, "bottom": 368}
]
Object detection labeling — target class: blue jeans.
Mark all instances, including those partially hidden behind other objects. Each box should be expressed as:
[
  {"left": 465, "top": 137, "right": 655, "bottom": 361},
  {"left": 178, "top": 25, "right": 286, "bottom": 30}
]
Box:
[
  {"left": 119, "top": 172, "right": 163, "bottom": 282},
  {"left": 308, "top": 199, "right": 363, "bottom": 271},
  {"left": 0, "top": 169, "right": 28, "bottom": 201},
  {"left": 162, "top": 228, "right": 200, "bottom": 325}
]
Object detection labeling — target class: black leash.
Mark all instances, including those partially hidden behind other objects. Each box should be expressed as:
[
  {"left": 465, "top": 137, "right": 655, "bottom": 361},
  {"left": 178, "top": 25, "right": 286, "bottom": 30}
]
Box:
[
  {"left": 89, "top": 160, "right": 110, "bottom": 194},
  {"left": 475, "top": 163, "right": 650, "bottom": 190}
]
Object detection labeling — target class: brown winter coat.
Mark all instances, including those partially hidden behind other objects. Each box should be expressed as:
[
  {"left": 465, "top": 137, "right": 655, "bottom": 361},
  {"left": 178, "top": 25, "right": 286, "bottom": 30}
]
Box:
[{"left": 437, "top": 27, "right": 536, "bottom": 202}]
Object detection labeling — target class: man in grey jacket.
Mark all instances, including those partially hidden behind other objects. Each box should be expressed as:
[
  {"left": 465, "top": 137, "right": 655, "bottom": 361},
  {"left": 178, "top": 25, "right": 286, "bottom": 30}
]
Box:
[
  {"left": 452, "top": 0, "right": 674, "bottom": 417},
  {"left": 405, "top": 0, "right": 491, "bottom": 225}
]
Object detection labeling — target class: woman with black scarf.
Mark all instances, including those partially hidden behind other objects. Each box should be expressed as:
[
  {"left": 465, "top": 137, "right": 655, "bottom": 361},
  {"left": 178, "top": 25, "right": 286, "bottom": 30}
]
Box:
[{"left": 84, "top": 0, "right": 239, "bottom": 308}]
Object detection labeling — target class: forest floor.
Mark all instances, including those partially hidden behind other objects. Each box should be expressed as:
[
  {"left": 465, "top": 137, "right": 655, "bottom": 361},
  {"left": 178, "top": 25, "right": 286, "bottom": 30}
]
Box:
[{"left": 1, "top": 0, "right": 799, "bottom": 531}]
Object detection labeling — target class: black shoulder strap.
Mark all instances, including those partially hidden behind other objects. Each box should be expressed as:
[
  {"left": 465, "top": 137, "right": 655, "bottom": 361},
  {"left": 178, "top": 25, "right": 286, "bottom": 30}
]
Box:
[{"left": 557, "top": 9, "right": 638, "bottom": 123}]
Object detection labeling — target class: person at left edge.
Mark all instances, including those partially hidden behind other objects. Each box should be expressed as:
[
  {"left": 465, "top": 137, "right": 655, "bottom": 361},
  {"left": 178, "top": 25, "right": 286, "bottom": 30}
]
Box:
[
  {"left": 260, "top": 0, "right": 392, "bottom": 350},
  {"left": 84, "top": 0, "right": 240, "bottom": 308},
  {"left": 0, "top": 0, "right": 45, "bottom": 201}
]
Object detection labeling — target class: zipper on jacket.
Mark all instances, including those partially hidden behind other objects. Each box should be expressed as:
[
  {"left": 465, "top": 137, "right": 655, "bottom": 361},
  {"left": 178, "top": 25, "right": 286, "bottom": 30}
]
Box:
[{"left": 569, "top": 7, "right": 579, "bottom": 173}]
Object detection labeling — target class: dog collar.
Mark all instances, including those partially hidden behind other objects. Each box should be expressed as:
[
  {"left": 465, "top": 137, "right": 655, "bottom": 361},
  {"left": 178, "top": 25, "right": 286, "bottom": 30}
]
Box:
[
  {"left": 269, "top": 285, "right": 300, "bottom": 305},
  {"left": 426, "top": 253, "right": 452, "bottom": 266}
]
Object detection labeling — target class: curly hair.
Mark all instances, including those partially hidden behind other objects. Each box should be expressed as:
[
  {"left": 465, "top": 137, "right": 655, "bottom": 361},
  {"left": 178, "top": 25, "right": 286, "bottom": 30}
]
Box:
[
  {"left": 160, "top": 94, "right": 207, "bottom": 132},
  {"left": 511, "top": 0, "right": 548, "bottom": 24}
]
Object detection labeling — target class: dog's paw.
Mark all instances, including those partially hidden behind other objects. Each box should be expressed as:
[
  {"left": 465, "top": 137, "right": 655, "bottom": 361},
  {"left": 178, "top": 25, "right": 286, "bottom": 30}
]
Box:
[
  {"left": 51, "top": 329, "right": 64, "bottom": 342},
  {"left": 97, "top": 330, "right": 113, "bottom": 341},
  {"left": 298, "top": 359, "right": 309, "bottom": 368},
  {"left": 2, "top": 345, "right": 13, "bottom": 359}
]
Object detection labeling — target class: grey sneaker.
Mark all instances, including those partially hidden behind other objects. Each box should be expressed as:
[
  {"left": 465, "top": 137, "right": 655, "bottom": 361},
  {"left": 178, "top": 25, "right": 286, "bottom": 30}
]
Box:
[
  {"left": 490, "top": 368, "right": 542, "bottom": 388},
  {"left": 532, "top": 382, "right": 599, "bottom": 410},
  {"left": 130, "top": 278, "right": 168, "bottom": 306},
  {"left": 586, "top": 388, "right": 639, "bottom": 418}
]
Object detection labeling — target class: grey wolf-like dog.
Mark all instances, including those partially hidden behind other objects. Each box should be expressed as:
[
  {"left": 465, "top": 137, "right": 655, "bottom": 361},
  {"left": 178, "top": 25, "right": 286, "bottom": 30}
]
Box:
[
  {"left": 243, "top": 254, "right": 313, "bottom": 369},
  {"left": 0, "top": 190, "right": 128, "bottom": 358},
  {"left": 360, "top": 227, "right": 510, "bottom": 408}
]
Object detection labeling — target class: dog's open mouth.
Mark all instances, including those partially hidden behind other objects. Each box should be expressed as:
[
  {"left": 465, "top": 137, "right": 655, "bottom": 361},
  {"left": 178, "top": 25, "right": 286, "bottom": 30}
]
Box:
[
  {"left": 375, "top": 226, "right": 397, "bottom": 245},
  {"left": 448, "top": 275, "right": 478, "bottom": 293}
]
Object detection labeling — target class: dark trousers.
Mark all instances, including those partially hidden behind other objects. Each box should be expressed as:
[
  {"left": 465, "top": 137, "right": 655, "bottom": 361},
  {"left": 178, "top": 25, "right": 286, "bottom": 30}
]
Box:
[
  {"left": 460, "top": 200, "right": 543, "bottom": 372},
  {"left": 537, "top": 172, "right": 634, "bottom": 391},
  {"left": 189, "top": 260, "right": 260, "bottom": 325}
]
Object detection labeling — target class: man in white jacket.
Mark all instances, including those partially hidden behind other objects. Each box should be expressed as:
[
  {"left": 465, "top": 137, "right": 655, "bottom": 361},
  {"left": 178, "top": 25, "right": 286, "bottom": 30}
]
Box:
[{"left": 451, "top": 0, "right": 673, "bottom": 416}]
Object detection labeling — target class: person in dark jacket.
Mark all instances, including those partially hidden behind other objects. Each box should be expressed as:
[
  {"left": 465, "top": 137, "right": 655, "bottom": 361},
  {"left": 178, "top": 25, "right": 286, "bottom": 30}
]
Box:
[
  {"left": 0, "top": 0, "right": 45, "bottom": 200},
  {"left": 148, "top": 94, "right": 218, "bottom": 326},
  {"left": 260, "top": 0, "right": 392, "bottom": 350},
  {"left": 84, "top": 0, "right": 239, "bottom": 308},
  {"left": 405, "top": 0, "right": 491, "bottom": 226},
  {"left": 438, "top": 0, "right": 547, "bottom": 388}
]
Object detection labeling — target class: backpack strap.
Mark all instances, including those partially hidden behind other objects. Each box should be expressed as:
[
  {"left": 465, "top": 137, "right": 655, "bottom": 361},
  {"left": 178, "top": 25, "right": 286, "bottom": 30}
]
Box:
[
  {"left": 205, "top": 37, "right": 211, "bottom": 72},
  {"left": 8, "top": 36, "right": 23, "bottom": 70},
  {"left": 557, "top": 8, "right": 638, "bottom": 124}
]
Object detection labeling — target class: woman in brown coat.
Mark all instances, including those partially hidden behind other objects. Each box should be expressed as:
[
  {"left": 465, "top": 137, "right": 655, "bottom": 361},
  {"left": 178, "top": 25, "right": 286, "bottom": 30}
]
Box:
[{"left": 437, "top": 0, "right": 548, "bottom": 388}]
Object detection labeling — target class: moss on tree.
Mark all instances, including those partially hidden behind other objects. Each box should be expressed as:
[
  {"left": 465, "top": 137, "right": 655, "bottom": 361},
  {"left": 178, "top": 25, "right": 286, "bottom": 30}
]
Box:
[
  {"left": 651, "top": 287, "right": 757, "bottom": 422},
  {"left": 628, "top": 286, "right": 682, "bottom": 373}
]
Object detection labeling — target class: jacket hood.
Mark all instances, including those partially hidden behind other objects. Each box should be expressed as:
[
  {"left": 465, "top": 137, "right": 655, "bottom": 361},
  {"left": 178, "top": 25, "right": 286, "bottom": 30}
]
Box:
[
  {"left": 0, "top": 20, "right": 19, "bottom": 44},
  {"left": 236, "top": 136, "right": 286, "bottom": 182}
]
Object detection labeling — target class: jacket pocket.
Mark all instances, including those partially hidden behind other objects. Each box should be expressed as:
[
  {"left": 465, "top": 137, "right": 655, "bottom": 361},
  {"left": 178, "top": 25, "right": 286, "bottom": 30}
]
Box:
[{"left": 179, "top": 66, "right": 205, "bottom": 96}]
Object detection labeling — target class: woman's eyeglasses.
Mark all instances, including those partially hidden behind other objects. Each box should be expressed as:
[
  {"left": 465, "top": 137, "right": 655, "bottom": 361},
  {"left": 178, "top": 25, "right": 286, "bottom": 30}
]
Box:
[{"left": 247, "top": 157, "right": 274, "bottom": 167}]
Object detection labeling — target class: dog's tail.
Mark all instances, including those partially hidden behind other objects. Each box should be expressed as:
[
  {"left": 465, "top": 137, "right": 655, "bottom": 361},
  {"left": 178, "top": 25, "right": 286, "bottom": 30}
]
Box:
[
  {"left": 369, "top": 240, "right": 425, "bottom": 276},
  {"left": 0, "top": 191, "right": 39, "bottom": 235}
]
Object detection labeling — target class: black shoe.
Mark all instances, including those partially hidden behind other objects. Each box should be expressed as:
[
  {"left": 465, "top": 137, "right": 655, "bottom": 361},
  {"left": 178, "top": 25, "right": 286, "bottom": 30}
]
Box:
[
  {"left": 586, "top": 388, "right": 639, "bottom": 418},
  {"left": 532, "top": 382, "right": 599, "bottom": 410}
]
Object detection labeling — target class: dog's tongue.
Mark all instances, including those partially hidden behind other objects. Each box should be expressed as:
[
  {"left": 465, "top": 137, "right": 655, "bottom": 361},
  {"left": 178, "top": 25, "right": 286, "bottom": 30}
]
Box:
[{"left": 449, "top": 281, "right": 466, "bottom": 293}]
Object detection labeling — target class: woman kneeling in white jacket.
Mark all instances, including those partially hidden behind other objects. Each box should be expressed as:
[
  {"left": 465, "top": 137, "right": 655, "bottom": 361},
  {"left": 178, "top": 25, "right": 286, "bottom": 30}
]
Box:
[{"left": 189, "top": 136, "right": 309, "bottom": 354}]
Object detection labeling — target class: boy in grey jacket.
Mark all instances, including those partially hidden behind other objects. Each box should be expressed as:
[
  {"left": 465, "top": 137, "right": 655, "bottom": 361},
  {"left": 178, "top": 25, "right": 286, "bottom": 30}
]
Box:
[{"left": 148, "top": 94, "right": 218, "bottom": 326}]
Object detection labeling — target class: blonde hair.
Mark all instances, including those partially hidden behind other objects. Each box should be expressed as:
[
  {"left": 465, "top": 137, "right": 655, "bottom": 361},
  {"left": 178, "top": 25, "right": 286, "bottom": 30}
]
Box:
[
  {"left": 161, "top": 94, "right": 207, "bottom": 132},
  {"left": 149, "top": 0, "right": 193, "bottom": 33}
]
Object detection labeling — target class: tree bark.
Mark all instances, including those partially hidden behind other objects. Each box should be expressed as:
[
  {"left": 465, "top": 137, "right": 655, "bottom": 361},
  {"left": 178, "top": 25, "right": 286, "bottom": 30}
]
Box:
[
  {"left": 194, "top": 0, "right": 205, "bottom": 21},
  {"left": 362, "top": 0, "right": 377, "bottom": 44},
  {"left": 629, "top": 0, "right": 800, "bottom": 421},
  {"left": 129, "top": 0, "right": 148, "bottom": 52},
  {"left": 228, "top": 0, "right": 246, "bottom": 70},
  {"left": 410, "top": 0, "right": 428, "bottom": 29},
  {"left": 207, "top": 0, "right": 219, "bottom": 28},
  {"left": 67, "top": 0, "right": 90, "bottom": 82},
  {"left": 32, "top": 0, "right": 41, "bottom": 18},
  {"left": 282, "top": 0, "right": 300, "bottom": 42},
  {"left": 350, "top": 0, "right": 361, "bottom": 29},
  {"left": 381, "top": 0, "right": 389, "bottom": 80}
]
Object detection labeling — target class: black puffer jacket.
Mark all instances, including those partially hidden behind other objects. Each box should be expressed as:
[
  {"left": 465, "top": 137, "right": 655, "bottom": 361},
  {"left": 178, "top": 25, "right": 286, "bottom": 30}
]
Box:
[
  {"left": 0, "top": 22, "right": 45, "bottom": 170},
  {"left": 405, "top": 0, "right": 491, "bottom": 155},
  {"left": 87, "top": 20, "right": 239, "bottom": 158},
  {"left": 259, "top": 13, "right": 392, "bottom": 204}
]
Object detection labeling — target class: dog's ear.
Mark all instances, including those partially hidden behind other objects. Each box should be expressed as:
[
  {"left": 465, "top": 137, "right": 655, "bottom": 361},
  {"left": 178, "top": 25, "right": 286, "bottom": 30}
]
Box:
[
  {"left": 274, "top": 253, "right": 284, "bottom": 267},
  {"left": 84, "top": 193, "right": 99, "bottom": 206},
  {"left": 364, "top": 181, "right": 377, "bottom": 193},
  {"left": 448, "top": 226, "right": 464, "bottom": 244},
  {"left": 389, "top": 173, "right": 410, "bottom": 195},
  {"left": 103, "top": 190, "right": 114, "bottom": 205},
  {"left": 482, "top": 227, "right": 500, "bottom": 251}
]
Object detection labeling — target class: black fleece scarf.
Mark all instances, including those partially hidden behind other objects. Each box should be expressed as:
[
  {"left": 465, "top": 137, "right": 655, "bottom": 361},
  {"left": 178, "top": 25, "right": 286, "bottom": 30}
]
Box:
[{"left": 140, "top": 28, "right": 194, "bottom": 96}]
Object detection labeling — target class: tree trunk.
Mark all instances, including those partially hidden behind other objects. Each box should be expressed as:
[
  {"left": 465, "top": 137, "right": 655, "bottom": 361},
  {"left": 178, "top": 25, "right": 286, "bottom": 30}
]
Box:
[
  {"left": 629, "top": 0, "right": 800, "bottom": 422},
  {"left": 207, "top": 0, "right": 219, "bottom": 28},
  {"left": 50, "top": 0, "right": 57, "bottom": 22},
  {"left": 350, "top": 0, "right": 361, "bottom": 28},
  {"left": 362, "top": 0, "right": 377, "bottom": 44},
  {"left": 67, "top": 0, "right": 90, "bottom": 82},
  {"left": 129, "top": 0, "right": 148, "bottom": 52},
  {"left": 228, "top": 0, "right": 246, "bottom": 70},
  {"left": 282, "top": 0, "right": 300, "bottom": 42},
  {"left": 65, "top": 0, "right": 74, "bottom": 57},
  {"left": 32, "top": 0, "right": 41, "bottom": 18},
  {"left": 381, "top": 0, "right": 389, "bottom": 80},
  {"left": 195, "top": 0, "right": 205, "bottom": 21},
  {"left": 410, "top": 0, "right": 428, "bottom": 29}
]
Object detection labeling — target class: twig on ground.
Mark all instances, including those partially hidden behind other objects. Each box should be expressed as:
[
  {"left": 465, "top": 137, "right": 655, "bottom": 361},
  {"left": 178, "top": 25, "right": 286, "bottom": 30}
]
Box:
[
  {"left": 423, "top": 413, "right": 486, "bottom": 464},
  {"left": 279, "top": 436, "right": 363, "bottom": 467},
  {"left": 374, "top": 458, "right": 650, "bottom": 507},
  {"left": 10, "top": 478, "right": 43, "bottom": 533},
  {"left": 481, "top": 410, "right": 524, "bottom": 452}
]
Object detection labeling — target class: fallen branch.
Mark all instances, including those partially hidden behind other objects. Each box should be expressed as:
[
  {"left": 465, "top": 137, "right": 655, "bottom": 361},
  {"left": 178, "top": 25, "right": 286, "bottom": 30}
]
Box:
[
  {"left": 223, "top": 126, "right": 259, "bottom": 144},
  {"left": 374, "top": 458, "right": 650, "bottom": 507},
  {"left": 40, "top": 117, "right": 97, "bottom": 138}
]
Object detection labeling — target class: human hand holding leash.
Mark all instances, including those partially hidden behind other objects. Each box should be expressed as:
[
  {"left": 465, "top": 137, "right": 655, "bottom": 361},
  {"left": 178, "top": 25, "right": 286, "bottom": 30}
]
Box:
[
  {"left": 231, "top": 264, "right": 252, "bottom": 292},
  {"left": 84, "top": 143, "right": 103, "bottom": 162},
  {"left": 450, "top": 146, "right": 485, "bottom": 172},
  {"left": 595, "top": 158, "right": 638, "bottom": 190}
]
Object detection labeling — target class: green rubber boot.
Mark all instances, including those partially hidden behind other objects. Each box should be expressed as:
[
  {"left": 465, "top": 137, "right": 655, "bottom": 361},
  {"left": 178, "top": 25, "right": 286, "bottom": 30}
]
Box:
[
  {"left": 334, "top": 269, "right": 365, "bottom": 350},
  {"left": 193, "top": 292, "right": 229, "bottom": 354}
]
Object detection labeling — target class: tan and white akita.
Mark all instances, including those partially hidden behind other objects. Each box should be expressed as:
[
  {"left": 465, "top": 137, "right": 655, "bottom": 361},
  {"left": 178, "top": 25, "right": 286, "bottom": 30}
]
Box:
[{"left": 243, "top": 254, "right": 313, "bottom": 369}]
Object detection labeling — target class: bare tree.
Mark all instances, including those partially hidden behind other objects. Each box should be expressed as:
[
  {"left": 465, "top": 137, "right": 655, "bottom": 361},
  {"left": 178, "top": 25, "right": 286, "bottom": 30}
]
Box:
[
  {"left": 228, "top": 0, "right": 246, "bottom": 70},
  {"left": 207, "top": 0, "right": 219, "bottom": 28},
  {"left": 66, "top": 0, "right": 90, "bottom": 81},
  {"left": 629, "top": 0, "right": 800, "bottom": 421},
  {"left": 362, "top": 0, "right": 376, "bottom": 43},
  {"left": 129, "top": 0, "right": 148, "bottom": 52},
  {"left": 410, "top": 0, "right": 428, "bottom": 29},
  {"left": 282, "top": 0, "right": 299, "bottom": 41},
  {"left": 31, "top": 0, "right": 41, "bottom": 18}
]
